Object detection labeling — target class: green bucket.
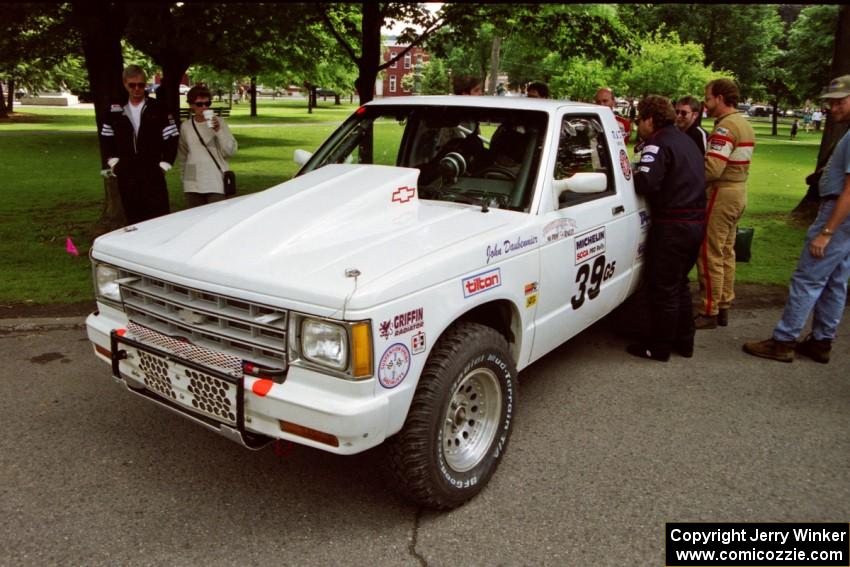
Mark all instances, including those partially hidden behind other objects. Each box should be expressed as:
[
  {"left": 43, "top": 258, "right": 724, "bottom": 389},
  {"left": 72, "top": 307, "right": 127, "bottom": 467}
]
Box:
[{"left": 735, "top": 226, "right": 754, "bottom": 262}]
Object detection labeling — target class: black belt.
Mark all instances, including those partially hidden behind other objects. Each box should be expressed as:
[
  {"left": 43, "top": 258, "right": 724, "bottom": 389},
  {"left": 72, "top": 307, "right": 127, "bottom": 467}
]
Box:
[{"left": 822, "top": 194, "right": 839, "bottom": 201}]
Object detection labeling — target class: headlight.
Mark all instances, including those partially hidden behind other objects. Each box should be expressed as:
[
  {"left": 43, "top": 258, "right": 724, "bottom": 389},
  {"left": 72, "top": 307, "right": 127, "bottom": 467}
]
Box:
[
  {"left": 291, "top": 316, "right": 372, "bottom": 379},
  {"left": 301, "top": 319, "right": 348, "bottom": 371},
  {"left": 94, "top": 263, "right": 121, "bottom": 304}
]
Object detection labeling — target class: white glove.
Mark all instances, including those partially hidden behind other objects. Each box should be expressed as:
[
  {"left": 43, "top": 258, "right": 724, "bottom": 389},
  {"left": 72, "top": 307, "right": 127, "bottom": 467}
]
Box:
[
  {"left": 159, "top": 161, "right": 172, "bottom": 172},
  {"left": 107, "top": 157, "right": 119, "bottom": 169}
]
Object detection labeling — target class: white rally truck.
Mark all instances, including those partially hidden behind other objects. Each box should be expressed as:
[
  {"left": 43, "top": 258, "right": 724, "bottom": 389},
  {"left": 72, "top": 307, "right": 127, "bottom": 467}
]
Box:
[{"left": 87, "top": 96, "right": 648, "bottom": 509}]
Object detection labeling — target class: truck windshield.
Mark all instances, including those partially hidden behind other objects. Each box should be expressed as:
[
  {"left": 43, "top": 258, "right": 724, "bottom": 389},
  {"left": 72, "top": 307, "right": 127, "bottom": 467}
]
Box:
[{"left": 299, "top": 105, "right": 548, "bottom": 212}]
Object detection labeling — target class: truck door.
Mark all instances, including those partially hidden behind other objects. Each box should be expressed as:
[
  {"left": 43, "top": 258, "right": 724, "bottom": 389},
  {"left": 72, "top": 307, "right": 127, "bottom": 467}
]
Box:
[{"left": 530, "top": 113, "right": 636, "bottom": 361}]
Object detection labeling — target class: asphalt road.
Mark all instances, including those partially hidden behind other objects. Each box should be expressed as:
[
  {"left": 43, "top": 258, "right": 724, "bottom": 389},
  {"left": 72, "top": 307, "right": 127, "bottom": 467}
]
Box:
[{"left": 1, "top": 307, "right": 848, "bottom": 567}]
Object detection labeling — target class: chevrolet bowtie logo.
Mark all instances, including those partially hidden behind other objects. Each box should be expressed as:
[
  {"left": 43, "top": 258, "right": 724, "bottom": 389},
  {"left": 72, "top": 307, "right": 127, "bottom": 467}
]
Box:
[{"left": 392, "top": 186, "right": 416, "bottom": 204}]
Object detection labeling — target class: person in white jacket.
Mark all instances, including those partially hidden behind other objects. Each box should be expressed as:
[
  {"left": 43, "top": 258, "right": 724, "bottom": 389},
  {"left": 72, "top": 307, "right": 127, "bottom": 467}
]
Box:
[{"left": 178, "top": 85, "right": 238, "bottom": 207}]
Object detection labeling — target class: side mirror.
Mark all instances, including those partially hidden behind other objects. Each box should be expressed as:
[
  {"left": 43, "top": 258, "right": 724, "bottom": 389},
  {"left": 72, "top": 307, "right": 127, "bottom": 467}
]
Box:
[
  {"left": 552, "top": 172, "right": 608, "bottom": 198},
  {"left": 293, "top": 149, "right": 312, "bottom": 166}
]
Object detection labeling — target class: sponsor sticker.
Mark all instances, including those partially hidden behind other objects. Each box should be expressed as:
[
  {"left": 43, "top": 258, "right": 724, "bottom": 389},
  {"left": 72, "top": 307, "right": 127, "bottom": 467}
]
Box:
[
  {"left": 526, "top": 294, "right": 538, "bottom": 308},
  {"left": 638, "top": 166, "right": 650, "bottom": 173},
  {"left": 391, "top": 186, "right": 416, "bottom": 204},
  {"left": 640, "top": 154, "right": 655, "bottom": 163},
  {"left": 462, "top": 268, "right": 501, "bottom": 298},
  {"left": 636, "top": 240, "right": 647, "bottom": 260},
  {"left": 543, "top": 218, "right": 577, "bottom": 242},
  {"left": 643, "top": 144, "right": 660, "bottom": 154},
  {"left": 619, "top": 149, "right": 631, "bottom": 180},
  {"left": 378, "top": 343, "right": 411, "bottom": 388},
  {"left": 574, "top": 227, "right": 606, "bottom": 265},
  {"left": 715, "top": 126, "right": 729, "bottom": 136},
  {"left": 110, "top": 104, "right": 123, "bottom": 113},
  {"left": 379, "top": 307, "right": 424, "bottom": 340},
  {"left": 485, "top": 234, "right": 539, "bottom": 264},
  {"left": 411, "top": 331, "right": 426, "bottom": 355},
  {"left": 710, "top": 140, "right": 724, "bottom": 151},
  {"left": 524, "top": 282, "right": 539, "bottom": 295}
]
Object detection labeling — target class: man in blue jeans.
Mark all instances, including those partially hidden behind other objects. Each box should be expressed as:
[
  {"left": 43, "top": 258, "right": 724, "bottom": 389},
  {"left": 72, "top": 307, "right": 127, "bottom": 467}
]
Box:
[{"left": 743, "top": 75, "right": 850, "bottom": 363}]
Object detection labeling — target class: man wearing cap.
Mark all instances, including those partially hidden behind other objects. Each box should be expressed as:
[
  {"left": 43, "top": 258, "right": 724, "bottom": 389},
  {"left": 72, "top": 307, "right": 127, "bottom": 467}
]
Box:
[
  {"left": 743, "top": 75, "right": 850, "bottom": 363},
  {"left": 694, "top": 78, "right": 755, "bottom": 329}
]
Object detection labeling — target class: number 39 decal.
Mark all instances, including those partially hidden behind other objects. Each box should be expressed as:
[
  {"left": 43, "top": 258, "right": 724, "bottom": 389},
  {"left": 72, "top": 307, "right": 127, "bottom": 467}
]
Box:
[{"left": 571, "top": 254, "right": 616, "bottom": 310}]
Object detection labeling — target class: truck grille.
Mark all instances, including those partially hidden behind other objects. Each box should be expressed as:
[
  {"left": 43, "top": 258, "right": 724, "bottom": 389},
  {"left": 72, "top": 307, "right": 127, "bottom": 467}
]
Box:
[{"left": 117, "top": 271, "right": 288, "bottom": 373}]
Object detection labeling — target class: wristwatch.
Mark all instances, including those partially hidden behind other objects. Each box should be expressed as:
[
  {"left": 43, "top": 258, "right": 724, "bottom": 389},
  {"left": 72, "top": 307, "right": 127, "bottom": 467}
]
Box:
[{"left": 821, "top": 228, "right": 835, "bottom": 236}]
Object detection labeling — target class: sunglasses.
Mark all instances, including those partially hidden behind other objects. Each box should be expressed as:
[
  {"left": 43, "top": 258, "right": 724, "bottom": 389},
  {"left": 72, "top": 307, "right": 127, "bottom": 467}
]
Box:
[
  {"left": 126, "top": 82, "right": 146, "bottom": 89},
  {"left": 193, "top": 101, "right": 212, "bottom": 107},
  {"left": 676, "top": 110, "right": 691, "bottom": 116}
]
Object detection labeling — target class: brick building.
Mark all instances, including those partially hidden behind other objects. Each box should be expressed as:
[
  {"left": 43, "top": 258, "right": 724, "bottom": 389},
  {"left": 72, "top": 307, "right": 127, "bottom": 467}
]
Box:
[{"left": 381, "top": 43, "right": 430, "bottom": 97}]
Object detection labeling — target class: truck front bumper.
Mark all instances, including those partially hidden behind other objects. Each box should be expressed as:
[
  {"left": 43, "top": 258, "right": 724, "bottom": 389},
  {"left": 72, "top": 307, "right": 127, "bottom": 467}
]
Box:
[{"left": 86, "top": 309, "right": 389, "bottom": 455}]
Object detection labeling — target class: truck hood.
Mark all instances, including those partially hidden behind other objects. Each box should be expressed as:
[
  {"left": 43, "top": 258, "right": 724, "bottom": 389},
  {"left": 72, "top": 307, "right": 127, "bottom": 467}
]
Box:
[{"left": 93, "top": 164, "right": 515, "bottom": 312}]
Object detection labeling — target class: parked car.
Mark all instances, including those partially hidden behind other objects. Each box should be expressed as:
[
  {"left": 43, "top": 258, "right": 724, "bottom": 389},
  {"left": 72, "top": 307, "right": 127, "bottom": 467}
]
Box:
[
  {"left": 747, "top": 105, "right": 772, "bottom": 117},
  {"left": 86, "top": 97, "right": 649, "bottom": 509}
]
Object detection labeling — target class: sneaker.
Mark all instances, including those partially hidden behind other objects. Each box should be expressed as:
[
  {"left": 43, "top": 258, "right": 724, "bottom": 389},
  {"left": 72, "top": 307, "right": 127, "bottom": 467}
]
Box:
[
  {"left": 717, "top": 308, "right": 729, "bottom": 327},
  {"left": 694, "top": 314, "right": 718, "bottom": 330},
  {"left": 795, "top": 334, "right": 831, "bottom": 363},
  {"left": 742, "top": 338, "right": 795, "bottom": 363},
  {"left": 626, "top": 343, "right": 670, "bottom": 362}
]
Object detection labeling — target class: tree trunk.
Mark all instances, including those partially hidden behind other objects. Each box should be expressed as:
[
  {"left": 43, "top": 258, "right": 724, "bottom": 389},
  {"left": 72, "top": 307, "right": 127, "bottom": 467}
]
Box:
[
  {"left": 791, "top": 3, "right": 850, "bottom": 222},
  {"left": 355, "top": 1, "right": 380, "bottom": 106},
  {"left": 0, "top": 81, "right": 7, "bottom": 119},
  {"left": 770, "top": 99, "right": 778, "bottom": 136},
  {"left": 487, "top": 36, "right": 501, "bottom": 96},
  {"left": 72, "top": 1, "right": 129, "bottom": 234},
  {"left": 334, "top": 93, "right": 340, "bottom": 105},
  {"left": 159, "top": 60, "right": 188, "bottom": 117},
  {"left": 7, "top": 78, "right": 15, "bottom": 113},
  {"left": 250, "top": 76, "right": 257, "bottom": 117}
]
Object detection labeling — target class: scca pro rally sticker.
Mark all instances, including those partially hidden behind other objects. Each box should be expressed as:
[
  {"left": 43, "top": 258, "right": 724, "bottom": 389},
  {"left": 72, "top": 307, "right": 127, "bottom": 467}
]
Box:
[
  {"left": 574, "top": 227, "right": 606, "bottom": 265},
  {"left": 619, "top": 149, "right": 631, "bottom": 180},
  {"left": 378, "top": 343, "right": 411, "bottom": 388}
]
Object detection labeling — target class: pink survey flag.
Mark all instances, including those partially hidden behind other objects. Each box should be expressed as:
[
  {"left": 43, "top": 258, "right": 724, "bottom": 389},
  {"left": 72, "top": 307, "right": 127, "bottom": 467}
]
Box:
[{"left": 66, "top": 236, "right": 79, "bottom": 256}]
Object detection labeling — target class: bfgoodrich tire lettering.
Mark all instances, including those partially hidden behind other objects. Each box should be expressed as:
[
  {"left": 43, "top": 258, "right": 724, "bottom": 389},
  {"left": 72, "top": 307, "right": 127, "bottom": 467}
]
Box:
[{"left": 386, "top": 322, "right": 517, "bottom": 509}]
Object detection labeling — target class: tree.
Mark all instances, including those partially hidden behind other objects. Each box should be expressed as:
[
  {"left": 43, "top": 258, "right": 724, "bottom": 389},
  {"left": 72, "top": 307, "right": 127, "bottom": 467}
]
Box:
[
  {"left": 316, "top": 3, "right": 445, "bottom": 104},
  {"left": 619, "top": 4, "right": 782, "bottom": 99},
  {"left": 0, "top": 3, "right": 78, "bottom": 117},
  {"left": 621, "top": 32, "right": 726, "bottom": 100},
  {"left": 419, "top": 59, "right": 449, "bottom": 95},
  {"left": 784, "top": 5, "right": 840, "bottom": 104},
  {"left": 792, "top": 3, "right": 850, "bottom": 221},
  {"left": 548, "top": 56, "right": 618, "bottom": 101}
]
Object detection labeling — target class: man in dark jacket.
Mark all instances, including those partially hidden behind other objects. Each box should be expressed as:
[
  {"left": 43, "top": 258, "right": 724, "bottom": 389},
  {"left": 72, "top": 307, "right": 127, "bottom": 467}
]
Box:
[
  {"left": 100, "top": 65, "right": 179, "bottom": 225},
  {"left": 676, "top": 95, "right": 708, "bottom": 154},
  {"left": 628, "top": 95, "right": 707, "bottom": 361}
]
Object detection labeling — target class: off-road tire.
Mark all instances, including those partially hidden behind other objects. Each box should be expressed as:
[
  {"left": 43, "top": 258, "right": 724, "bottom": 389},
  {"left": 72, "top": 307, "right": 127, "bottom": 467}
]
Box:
[{"left": 386, "top": 322, "right": 517, "bottom": 509}]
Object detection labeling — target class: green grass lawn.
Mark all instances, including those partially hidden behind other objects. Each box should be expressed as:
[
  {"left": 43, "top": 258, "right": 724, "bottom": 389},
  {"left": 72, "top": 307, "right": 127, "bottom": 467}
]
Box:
[{"left": 0, "top": 105, "right": 820, "bottom": 305}]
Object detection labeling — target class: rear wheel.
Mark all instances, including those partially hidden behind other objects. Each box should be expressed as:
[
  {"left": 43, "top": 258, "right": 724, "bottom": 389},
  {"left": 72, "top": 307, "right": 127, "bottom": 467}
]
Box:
[{"left": 386, "top": 322, "right": 517, "bottom": 509}]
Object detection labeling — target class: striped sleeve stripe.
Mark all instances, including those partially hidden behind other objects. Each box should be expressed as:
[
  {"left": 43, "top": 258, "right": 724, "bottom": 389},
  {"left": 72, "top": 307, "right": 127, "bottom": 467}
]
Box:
[
  {"left": 706, "top": 151, "right": 728, "bottom": 162},
  {"left": 736, "top": 142, "right": 755, "bottom": 147},
  {"left": 162, "top": 125, "right": 178, "bottom": 135},
  {"left": 708, "top": 134, "right": 734, "bottom": 144},
  {"left": 729, "top": 146, "right": 754, "bottom": 161},
  {"left": 101, "top": 132, "right": 114, "bottom": 137}
]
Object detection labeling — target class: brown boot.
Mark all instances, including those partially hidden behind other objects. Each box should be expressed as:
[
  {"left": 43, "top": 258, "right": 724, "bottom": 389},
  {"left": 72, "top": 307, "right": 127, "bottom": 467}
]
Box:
[
  {"left": 742, "top": 338, "right": 796, "bottom": 363},
  {"left": 795, "top": 334, "right": 831, "bottom": 363},
  {"left": 694, "top": 314, "right": 717, "bottom": 330},
  {"left": 717, "top": 308, "right": 729, "bottom": 327}
]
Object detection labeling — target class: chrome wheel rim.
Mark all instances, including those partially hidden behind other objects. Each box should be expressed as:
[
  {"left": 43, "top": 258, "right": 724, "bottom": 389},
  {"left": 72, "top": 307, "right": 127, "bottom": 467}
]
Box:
[{"left": 442, "top": 367, "right": 502, "bottom": 472}]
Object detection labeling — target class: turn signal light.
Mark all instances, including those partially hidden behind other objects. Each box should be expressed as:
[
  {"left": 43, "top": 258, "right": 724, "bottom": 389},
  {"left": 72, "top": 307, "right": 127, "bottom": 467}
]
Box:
[
  {"left": 351, "top": 322, "right": 372, "bottom": 378},
  {"left": 279, "top": 420, "right": 339, "bottom": 447}
]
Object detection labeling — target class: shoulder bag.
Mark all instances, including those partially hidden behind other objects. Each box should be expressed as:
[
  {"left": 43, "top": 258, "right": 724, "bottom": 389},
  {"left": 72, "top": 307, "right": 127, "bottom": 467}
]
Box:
[{"left": 191, "top": 118, "right": 236, "bottom": 196}]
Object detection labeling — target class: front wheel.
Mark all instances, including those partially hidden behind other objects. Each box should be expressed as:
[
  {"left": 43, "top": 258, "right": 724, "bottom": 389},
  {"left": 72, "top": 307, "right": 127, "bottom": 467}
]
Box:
[{"left": 386, "top": 322, "right": 517, "bottom": 509}]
